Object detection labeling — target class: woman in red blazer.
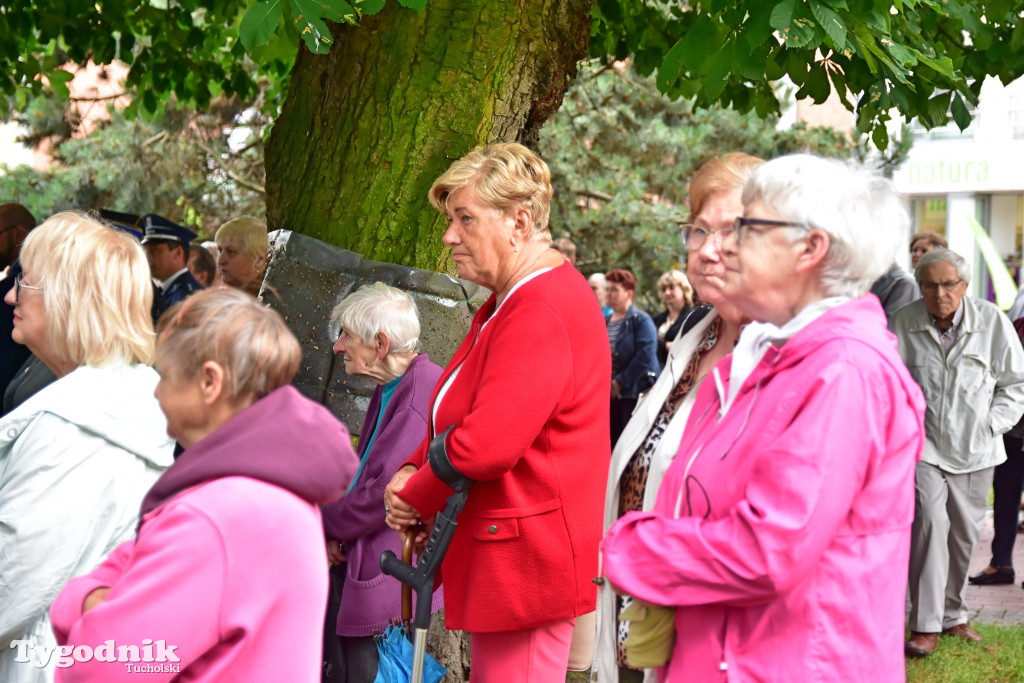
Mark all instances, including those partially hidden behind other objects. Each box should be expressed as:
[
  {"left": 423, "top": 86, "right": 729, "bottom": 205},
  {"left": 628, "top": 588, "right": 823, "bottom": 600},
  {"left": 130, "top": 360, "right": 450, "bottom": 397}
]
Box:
[{"left": 385, "top": 143, "right": 610, "bottom": 681}]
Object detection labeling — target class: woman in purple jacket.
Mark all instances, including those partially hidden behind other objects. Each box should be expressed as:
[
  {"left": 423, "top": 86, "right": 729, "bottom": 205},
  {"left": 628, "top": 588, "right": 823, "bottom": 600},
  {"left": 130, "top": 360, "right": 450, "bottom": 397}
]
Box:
[{"left": 322, "top": 282, "right": 444, "bottom": 683}]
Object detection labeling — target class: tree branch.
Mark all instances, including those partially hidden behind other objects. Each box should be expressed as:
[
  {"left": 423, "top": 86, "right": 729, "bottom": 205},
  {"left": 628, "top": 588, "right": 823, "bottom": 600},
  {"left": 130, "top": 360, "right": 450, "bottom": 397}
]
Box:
[
  {"left": 574, "top": 188, "right": 614, "bottom": 201},
  {"left": 195, "top": 139, "right": 266, "bottom": 195},
  {"left": 69, "top": 92, "right": 128, "bottom": 102}
]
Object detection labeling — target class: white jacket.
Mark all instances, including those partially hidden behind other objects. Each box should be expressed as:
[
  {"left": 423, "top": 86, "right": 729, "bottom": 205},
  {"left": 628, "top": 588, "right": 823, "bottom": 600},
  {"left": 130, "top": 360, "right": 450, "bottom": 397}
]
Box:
[
  {"left": 890, "top": 296, "right": 1024, "bottom": 473},
  {"left": 593, "top": 309, "right": 718, "bottom": 683},
  {"left": 0, "top": 363, "right": 174, "bottom": 683}
]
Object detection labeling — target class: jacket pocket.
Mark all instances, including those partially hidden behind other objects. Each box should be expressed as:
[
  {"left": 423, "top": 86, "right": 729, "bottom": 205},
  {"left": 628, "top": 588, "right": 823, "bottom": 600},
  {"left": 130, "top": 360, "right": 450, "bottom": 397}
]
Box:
[
  {"left": 961, "top": 354, "right": 995, "bottom": 395},
  {"left": 470, "top": 517, "right": 521, "bottom": 541},
  {"left": 467, "top": 498, "right": 560, "bottom": 541}
]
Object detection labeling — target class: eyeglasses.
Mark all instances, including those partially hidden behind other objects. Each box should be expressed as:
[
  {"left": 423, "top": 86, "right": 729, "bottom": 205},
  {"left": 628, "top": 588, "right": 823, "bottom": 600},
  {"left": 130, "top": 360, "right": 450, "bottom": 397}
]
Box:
[
  {"left": 14, "top": 274, "right": 42, "bottom": 301},
  {"left": 680, "top": 224, "right": 734, "bottom": 249},
  {"left": 732, "top": 216, "right": 809, "bottom": 241},
  {"left": 920, "top": 279, "right": 963, "bottom": 293}
]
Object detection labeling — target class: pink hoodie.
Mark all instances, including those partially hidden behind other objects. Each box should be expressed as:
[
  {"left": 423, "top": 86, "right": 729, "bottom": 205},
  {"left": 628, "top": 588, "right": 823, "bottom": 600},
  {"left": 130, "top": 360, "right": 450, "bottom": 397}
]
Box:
[
  {"left": 50, "top": 386, "right": 358, "bottom": 682},
  {"left": 601, "top": 296, "right": 925, "bottom": 682}
]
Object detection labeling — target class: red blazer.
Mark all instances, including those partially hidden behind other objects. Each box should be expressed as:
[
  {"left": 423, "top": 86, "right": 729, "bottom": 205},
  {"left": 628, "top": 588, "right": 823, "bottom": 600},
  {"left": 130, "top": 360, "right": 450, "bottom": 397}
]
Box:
[{"left": 399, "top": 262, "right": 611, "bottom": 632}]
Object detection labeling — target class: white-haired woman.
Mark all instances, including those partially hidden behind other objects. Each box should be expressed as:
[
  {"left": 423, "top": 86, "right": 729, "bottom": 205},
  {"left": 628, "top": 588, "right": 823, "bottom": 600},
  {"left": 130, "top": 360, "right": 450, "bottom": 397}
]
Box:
[
  {"left": 215, "top": 216, "right": 268, "bottom": 297},
  {"left": 322, "top": 282, "right": 444, "bottom": 683},
  {"left": 601, "top": 155, "right": 926, "bottom": 681},
  {"left": 0, "top": 212, "right": 174, "bottom": 683},
  {"left": 651, "top": 269, "right": 695, "bottom": 368},
  {"left": 51, "top": 289, "right": 358, "bottom": 682}
]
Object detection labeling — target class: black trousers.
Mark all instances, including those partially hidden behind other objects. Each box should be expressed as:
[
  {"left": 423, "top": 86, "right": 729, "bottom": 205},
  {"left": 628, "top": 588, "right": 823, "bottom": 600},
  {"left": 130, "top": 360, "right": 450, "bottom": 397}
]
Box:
[{"left": 991, "top": 434, "right": 1024, "bottom": 567}]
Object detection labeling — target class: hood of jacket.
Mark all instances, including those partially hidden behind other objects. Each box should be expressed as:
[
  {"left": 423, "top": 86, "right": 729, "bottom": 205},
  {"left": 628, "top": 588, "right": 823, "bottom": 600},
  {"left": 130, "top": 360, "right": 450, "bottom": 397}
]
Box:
[
  {"left": 0, "top": 362, "right": 174, "bottom": 469},
  {"left": 718, "top": 295, "right": 917, "bottom": 404},
  {"left": 140, "top": 385, "right": 357, "bottom": 519}
]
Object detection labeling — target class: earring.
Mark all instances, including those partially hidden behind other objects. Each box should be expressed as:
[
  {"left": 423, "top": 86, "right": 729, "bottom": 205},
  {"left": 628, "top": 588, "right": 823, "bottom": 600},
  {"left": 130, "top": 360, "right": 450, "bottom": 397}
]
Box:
[{"left": 513, "top": 243, "right": 520, "bottom": 253}]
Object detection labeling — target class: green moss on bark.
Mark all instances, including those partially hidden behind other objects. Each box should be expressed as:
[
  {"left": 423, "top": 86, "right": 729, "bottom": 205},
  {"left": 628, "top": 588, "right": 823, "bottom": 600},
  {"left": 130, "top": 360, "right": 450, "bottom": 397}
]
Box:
[{"left": 265, "top": 0, "right": 590, "bottom": 272}]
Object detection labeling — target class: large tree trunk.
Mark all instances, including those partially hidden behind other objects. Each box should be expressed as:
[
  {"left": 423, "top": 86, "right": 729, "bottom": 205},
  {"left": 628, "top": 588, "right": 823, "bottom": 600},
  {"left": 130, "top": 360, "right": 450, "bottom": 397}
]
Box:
[{"left": 265, "top": 0, "right": 591, "bottom": 271}]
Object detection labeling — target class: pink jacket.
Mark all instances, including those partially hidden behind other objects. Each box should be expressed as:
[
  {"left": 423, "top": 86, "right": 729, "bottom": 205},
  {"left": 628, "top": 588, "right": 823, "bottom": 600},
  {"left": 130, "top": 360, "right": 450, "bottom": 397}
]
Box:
[
  {"left": 601, "top": 296, "right": 925, "bottom": 682},
  {"left": 50, "top": 386, "right": 357, "bottom": 682}
]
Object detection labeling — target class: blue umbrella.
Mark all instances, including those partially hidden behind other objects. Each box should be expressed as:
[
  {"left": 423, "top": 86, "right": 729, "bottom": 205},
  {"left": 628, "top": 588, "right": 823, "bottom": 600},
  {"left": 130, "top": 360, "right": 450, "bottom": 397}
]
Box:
[{"left": 372, "top": 622, "right": 446, "bottom": 683}]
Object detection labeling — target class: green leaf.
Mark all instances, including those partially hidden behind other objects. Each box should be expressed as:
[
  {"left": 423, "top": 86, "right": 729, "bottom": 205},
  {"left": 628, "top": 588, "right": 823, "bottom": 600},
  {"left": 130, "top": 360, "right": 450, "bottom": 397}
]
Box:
[
  {"left": 679, "top": 15, "right": 718, "bottom": 75},
  {"left": 397, "top": 0, "right": 427, "bottom": 10},
  {"left": 353, "top": 0, "right": 386, "bottom": 14},
  {"left": 240, "top": 0, "right": 285, "bottom": 53},
  {"left": 808, "top": 1, "right": 847, "bottom": 52},
  {"left": 769, "top": 0, "right": 796, "bottom": 31},
  {"left": 305, "top": 0, "right": 356, "bottom": 24},
  {"left": 657, "top": 38, "right": 687, "bottom": 93},
  {"left": 771, "top": 0, "right": 818, "bottom": 48},
  {"left": 735, "top": 45, "right": 769, "bottom": 81},
  {"left": 923, "top": 91, "right": 951, "bottom": 128},
  {"left": 872, "top": 123, "right": 889, "bottom": 150},
  {"left": 795, "top": 64, "right": 830, "bottom": 103},
  {"left": 917, "top": 55, "right": 956, "bottom": 80},
  {"left": 290, "top": 0, "right": 334, "bottom": 53},
  {"left": 741, "top": 3, "right": 774, "bottom": 50},
  {"left": 46, "top": 68, "right": 74, "bottom": 99},
  {"left": 950, "top": 93, "right": 972, "bottom": 130},
  {"left": 702, "top": 41, "right": 733, "bottom": 101}
]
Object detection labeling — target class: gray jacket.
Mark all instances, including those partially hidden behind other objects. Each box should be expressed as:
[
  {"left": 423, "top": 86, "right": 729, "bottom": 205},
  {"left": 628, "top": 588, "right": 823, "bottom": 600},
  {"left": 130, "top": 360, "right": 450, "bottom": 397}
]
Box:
[{"left": 890, "top": 296, "right": 1024, "bottom": 473}]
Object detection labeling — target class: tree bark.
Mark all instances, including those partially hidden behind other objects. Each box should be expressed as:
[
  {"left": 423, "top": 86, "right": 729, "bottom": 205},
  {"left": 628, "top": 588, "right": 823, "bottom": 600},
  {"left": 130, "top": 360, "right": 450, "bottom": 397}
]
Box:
[{"left": 265, "top": 0, "right": 591, "bottom": 271}]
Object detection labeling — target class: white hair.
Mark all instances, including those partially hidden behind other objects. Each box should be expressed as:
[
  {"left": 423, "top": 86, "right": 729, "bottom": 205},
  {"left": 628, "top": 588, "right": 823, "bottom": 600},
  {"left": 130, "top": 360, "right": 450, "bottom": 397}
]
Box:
[
  {"left": 914, "top": 248, "right": 971, "bottom": 285},
  {"left": 588, "top": 273, "right": 607, "bottom": 288},
  {"left": 331, "top": 282, "right": 421, "bottom": 354},
  {"left": 742, "top": 154, "right": 909, "bottom": 299}
]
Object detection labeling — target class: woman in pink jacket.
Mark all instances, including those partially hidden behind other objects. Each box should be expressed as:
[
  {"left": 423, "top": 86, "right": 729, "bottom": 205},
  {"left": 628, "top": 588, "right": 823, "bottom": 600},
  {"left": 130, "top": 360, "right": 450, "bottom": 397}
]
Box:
[
  {"left": 601, "top": 155, "right": 926, "bottom": 682},
  {"left": 50, "top": 289, "right": 358, "bottom": 682}
]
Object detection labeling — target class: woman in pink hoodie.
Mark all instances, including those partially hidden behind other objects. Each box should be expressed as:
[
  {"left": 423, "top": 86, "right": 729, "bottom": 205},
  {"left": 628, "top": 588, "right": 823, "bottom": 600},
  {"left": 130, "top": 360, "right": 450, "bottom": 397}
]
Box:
[
  {"left": 50, "top": 288, "right": 359, "bottom": 682},
  {"left": 601, "top": 155, "right": 926, "bottom": 682}
]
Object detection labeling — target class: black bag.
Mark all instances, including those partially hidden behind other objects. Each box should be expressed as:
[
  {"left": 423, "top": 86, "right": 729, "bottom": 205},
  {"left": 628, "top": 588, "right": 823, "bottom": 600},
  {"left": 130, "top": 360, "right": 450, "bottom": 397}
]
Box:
[{"left": 322, "top": 562, "right": 346, "bottom": 681}]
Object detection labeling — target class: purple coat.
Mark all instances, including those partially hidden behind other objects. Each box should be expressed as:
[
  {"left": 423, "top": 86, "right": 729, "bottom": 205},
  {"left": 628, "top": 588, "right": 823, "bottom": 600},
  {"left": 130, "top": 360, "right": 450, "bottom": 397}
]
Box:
[{"left": 321, "top": 353, "right": 444, "bottom": 636}]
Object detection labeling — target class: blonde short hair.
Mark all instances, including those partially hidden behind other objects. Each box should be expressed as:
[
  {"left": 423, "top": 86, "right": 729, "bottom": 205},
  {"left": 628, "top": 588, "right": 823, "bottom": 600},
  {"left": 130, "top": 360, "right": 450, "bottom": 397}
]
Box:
[
  {"left": 428, "top": 142, "right": 553, "bottom": 240},
  {"left": 156, "top": 289, "right": 300, "bottom": 400},
  {"left": 19, "top": 211, "right": 155, "bottom": 366},
  {"left": 215, "top": 216, "right": 268, "bottom": 263},
  {"left": 331, "top": 282, "right": 421, "bottom": 355},
  {"left": 688, "top": 152, "right": 765, "bottom": 217},
  {"left": 657, "top": 269, "right": 695, "bottom": 307}
]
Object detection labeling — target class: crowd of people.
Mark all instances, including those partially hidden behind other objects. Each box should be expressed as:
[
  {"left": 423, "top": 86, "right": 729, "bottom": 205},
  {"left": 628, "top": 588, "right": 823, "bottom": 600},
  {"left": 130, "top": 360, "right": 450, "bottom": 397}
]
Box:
[{"left": 2, "top": 140, "right": 1024, "bottom": 683}]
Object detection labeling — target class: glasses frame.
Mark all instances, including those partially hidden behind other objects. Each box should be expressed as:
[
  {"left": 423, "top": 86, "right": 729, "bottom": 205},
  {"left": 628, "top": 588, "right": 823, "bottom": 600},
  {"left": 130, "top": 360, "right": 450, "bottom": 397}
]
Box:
[
  {"left": 14, "top": 274, "right": 42, "bottom": 302},
  {"left": 680, "top": 224, "right": 734, "bottom": 249},
  {"left": 920, "top": 279, "right": 963, "bottom": 293},
  {"left": 732, "top": 216, "right": 810, "bottom": 242}
]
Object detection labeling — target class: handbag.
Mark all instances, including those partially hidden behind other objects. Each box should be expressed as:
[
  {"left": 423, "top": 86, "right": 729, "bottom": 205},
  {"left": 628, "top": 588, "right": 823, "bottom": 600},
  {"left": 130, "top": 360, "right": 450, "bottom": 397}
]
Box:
[
  {"left": 617, "top": 482, "right": 687, "bottom": 669},
  {"left": 618, "top": 599, "right": 676, "bottom": 668}
]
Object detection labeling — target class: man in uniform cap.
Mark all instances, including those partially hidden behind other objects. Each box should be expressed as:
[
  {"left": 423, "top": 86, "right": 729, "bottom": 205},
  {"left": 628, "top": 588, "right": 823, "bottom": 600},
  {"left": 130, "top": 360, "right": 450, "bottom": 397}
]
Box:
[{"left": 140, "top": 213, "right": 204, "bottom": 310}]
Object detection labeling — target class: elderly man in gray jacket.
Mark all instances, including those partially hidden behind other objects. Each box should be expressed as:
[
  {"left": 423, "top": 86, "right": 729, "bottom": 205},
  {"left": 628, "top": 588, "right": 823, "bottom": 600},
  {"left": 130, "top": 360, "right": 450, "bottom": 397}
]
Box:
[{"left": 891, "top": 248, "right": 1024, "bottom": 658}]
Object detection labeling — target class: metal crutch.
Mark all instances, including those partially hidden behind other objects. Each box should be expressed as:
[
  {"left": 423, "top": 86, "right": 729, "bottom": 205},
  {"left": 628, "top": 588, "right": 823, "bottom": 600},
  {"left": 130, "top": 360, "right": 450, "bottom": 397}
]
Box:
[{"left": 381, "top": 427, "right": 473, "bottom": 683}]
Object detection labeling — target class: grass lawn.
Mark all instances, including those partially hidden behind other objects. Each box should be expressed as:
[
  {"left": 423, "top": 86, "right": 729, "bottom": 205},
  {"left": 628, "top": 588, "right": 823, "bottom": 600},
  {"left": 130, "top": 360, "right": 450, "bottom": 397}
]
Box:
[{"left": 906, "top": 623, "right": 1024, "bottom": 683}]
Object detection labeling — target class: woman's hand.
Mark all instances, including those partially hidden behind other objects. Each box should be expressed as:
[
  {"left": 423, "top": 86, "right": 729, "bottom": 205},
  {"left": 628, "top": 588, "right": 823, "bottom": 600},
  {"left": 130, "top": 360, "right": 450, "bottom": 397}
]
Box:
[
  {"left": 611, "top": 379, "right": 622, "bottom": 398},
  {"left": 82, "top": 587, "right": 110, "bottom": 614},
  {"left": 385, "top": 465, "right": 423, "bottom": 531},
  {"left": 326, "top": 539, "right": 346, "bottom": 565}
]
